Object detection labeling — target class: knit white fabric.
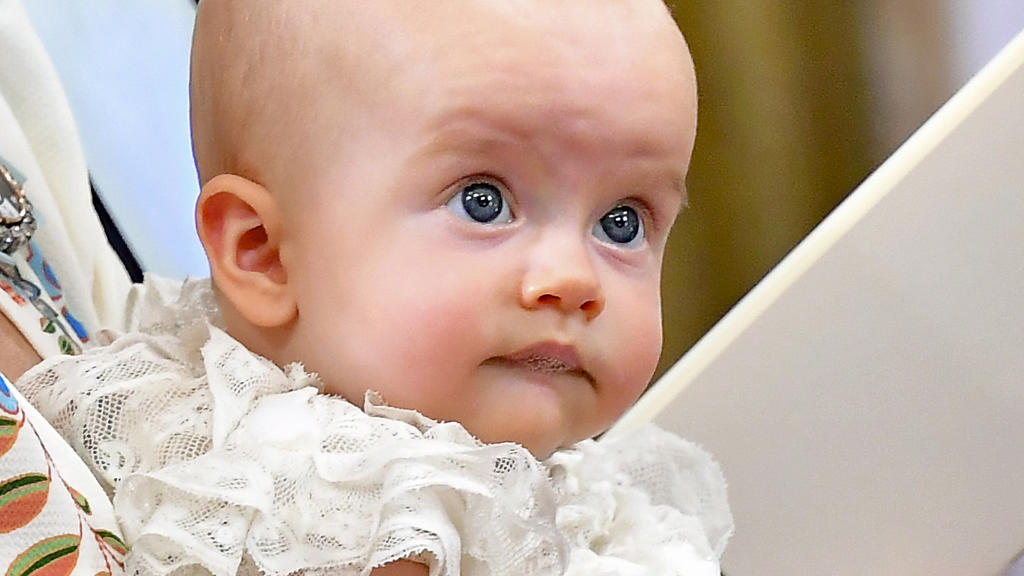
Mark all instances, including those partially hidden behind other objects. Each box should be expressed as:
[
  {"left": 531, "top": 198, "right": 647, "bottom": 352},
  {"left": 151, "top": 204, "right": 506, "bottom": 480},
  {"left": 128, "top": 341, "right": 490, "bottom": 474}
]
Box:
[{"left": 19, "top": 276, "right": 732, "bottom": 576}]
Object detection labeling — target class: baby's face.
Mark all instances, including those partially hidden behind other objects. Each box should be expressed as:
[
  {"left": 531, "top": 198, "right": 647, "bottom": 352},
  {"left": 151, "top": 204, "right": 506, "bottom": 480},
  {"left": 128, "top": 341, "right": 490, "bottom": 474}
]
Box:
[{"left": 278, "top": 1, "right": 696, "bottom": 458}]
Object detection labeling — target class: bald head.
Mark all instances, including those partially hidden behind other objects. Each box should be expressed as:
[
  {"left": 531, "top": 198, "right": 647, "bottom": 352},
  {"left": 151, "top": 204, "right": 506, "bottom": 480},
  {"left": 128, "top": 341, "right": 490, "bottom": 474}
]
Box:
[{"left": 189, "top": 0, "right": 693, "bottom": 191}]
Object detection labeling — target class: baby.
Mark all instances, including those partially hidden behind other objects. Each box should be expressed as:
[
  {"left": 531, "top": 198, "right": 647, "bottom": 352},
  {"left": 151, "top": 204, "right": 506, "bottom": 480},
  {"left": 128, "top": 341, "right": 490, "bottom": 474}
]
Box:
[{"left": 20, "top": 0, "right": 732, "bottom": 575}]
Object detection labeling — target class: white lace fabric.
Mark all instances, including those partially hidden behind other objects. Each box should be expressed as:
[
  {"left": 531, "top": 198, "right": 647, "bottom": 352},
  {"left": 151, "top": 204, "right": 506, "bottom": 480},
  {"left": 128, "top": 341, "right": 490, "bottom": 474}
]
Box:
[{"left": 18, "top": 277, "right": 732, "bottom": 576}]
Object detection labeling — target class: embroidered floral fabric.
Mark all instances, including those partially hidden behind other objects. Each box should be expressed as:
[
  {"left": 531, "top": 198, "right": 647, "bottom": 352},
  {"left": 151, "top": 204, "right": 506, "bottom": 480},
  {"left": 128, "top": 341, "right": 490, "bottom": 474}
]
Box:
[
  {"left": 1, "top": 372, "right": 127, "bottom": 576},
  {"left": 19, "top": 277, "right": 732, "bottom": 576},
  {"left": 0, "top": 163, "right": 124, "bottom": 576}
]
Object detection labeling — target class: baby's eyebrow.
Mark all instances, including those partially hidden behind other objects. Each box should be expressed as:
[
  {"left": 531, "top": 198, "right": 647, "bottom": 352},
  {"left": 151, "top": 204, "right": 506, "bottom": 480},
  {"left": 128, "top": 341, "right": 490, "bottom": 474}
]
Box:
[
  {"left": 421, "top": 123, "right": 515, "bottom": 157},
  {"left": 420, "top": 105, "right": 535, "bottom": 155}
]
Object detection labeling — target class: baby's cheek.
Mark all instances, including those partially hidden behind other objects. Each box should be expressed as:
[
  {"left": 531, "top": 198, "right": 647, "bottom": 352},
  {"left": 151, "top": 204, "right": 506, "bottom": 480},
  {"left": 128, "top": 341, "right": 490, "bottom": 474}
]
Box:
[
  {"left": 398, "top": 294, "right": 482, "bottom": 359},
  {"left": 378, "top": 292, "right": 488, "bottom": 411},
  {"left": 601, "top": 299, "right": 663, "bottom": 417}
]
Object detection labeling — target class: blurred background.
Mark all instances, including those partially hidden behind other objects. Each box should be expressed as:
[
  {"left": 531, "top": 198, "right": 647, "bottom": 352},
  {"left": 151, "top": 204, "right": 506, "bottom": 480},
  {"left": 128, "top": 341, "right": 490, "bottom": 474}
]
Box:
[
  {"left": 660, "top": 1, "right": 1023, "bottom": 377},
  {"left": 21, "top": 1, "right": 1024, "bottom": 378}
]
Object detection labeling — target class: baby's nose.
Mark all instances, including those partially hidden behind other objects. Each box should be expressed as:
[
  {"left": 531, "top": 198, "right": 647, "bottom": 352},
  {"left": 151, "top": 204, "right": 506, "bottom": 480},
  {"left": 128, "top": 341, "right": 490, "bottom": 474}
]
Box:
[{"left": 519, "top": 242, "right": 605, "bottom": 321}]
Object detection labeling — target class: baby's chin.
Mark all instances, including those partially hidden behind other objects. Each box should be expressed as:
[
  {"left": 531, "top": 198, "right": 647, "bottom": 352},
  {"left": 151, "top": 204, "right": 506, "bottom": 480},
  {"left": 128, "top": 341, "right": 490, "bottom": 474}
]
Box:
[
  {"left": 481, "top": 433, "right": 563, "bottom": 461},
  {"left": 465, "top": 416, "right": 601, "bottom": 461},
  {"left": 456, "top": 368, "right": 617, "bottom": 459}
]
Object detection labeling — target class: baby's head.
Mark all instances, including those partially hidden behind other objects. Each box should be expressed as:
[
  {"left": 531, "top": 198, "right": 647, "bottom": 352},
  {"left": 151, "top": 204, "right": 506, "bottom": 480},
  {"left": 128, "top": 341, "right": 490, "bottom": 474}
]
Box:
[{"left": 191, "top": 0, "right": 697, "bottom": 458}]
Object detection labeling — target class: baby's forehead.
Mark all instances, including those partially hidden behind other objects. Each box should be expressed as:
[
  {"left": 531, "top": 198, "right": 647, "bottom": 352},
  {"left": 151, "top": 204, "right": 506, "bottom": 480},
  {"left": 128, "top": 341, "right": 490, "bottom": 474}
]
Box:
[
  {"left": 314, "top": 2, "right": 685, "bottom": 97},
  {"left": 233, "top": 0, "right": 675, "bottom": 51},
  {"left": 203, "top": 0, "right": 683, "bottom": 95}
]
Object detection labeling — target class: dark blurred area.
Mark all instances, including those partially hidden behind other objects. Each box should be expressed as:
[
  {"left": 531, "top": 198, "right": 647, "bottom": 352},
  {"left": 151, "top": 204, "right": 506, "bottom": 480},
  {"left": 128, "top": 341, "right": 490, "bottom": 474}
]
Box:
[{"left": 656, "top": 2, "right": 973, "bottom": 378}]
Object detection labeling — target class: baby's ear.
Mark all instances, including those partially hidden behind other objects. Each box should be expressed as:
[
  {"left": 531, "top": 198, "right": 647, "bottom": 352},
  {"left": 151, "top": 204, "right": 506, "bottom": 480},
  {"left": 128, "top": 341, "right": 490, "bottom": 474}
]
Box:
[{"left": 195, "top": 174, "right": 297, "bottom": 327}]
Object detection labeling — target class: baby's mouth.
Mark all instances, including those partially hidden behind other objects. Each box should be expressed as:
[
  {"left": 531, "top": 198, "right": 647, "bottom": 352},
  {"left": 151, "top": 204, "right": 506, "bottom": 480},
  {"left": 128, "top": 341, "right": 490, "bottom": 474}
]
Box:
[{"left": 485, "top": 343, "right": 595, "bottom": 385}]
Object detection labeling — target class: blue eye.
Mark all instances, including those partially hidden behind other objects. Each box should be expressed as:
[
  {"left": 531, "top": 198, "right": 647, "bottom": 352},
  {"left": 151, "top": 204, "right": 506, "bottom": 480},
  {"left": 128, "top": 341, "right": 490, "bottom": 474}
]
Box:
[
  {"left": 446, "top": 181, "right": 514, "bottom": 224},
  {"left": 593, "top": 205, "right": 644, "bottom": 248}
]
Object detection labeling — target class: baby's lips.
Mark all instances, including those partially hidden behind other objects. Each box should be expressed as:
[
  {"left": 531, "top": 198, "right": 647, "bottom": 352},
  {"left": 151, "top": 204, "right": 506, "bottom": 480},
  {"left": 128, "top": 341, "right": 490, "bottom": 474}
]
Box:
[
  {"left": 503, "top": 341, "right": 582, "bottom": 372},
  {"left": 493, "top": 342, "right": 597, "bottom": 387}
]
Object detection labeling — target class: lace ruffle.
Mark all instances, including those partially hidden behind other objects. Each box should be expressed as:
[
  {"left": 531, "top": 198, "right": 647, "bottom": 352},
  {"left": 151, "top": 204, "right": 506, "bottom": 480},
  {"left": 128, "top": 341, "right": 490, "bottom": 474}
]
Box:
[
  {"left": 119, "top": 338, "right": 567, "bottom": 576},
  {"left": 19, "top": 277, "right": 731, "bottom": 576},
  {"left": 550, "top": 428, "right": 732, "bottom": 576}
]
